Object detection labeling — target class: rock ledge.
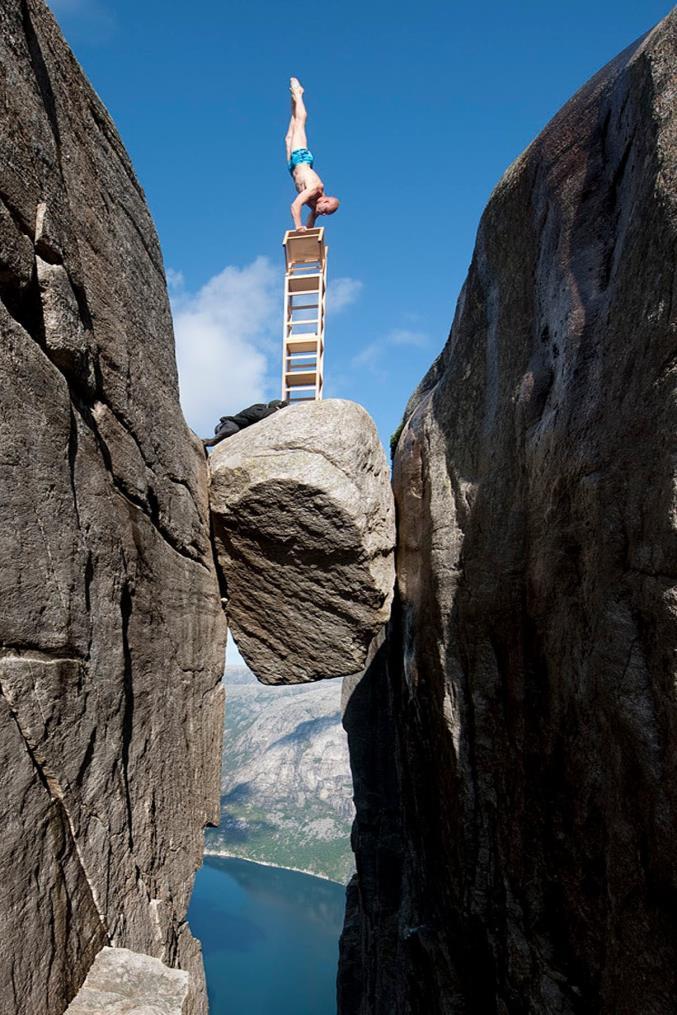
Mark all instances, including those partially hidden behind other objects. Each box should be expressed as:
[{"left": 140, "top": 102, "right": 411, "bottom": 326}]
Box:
[{"left": 66, "top": 947, "right": 190, "bottom": 1014}]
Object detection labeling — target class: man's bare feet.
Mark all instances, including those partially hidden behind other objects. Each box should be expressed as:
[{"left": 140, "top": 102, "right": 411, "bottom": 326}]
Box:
[{"left": 290, "top": 76, "right": 304, "bottom": 97}]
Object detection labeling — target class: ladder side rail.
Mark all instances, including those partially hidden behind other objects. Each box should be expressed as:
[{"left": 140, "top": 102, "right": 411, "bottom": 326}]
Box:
[
  {"left": 282, "top": 272, "right": 292, "bottom": 400},
  {"left": 317, "top": 244, "right": 328, "bottom": 400}
]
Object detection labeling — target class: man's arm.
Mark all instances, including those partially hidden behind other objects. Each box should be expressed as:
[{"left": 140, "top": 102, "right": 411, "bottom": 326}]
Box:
[
  {"left": 291, "top": 186, "right": 321, "bottom": 230},
  {"left": 305, "top": 206, "right": 318, "bottom": 228}
]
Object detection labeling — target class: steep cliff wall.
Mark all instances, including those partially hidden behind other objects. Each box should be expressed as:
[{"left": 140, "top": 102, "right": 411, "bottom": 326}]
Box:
[
  {"left": 340, "top": 12, "right": 677, "bottom": 1014},
  {"left": 0, "top": 2, "right": 226, "bottom": 1012}
]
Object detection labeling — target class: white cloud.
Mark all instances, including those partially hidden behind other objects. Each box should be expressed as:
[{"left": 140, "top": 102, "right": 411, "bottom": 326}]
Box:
[
  {"left": 351, "top": 327, "right": 429, "bottom": 379},
  {"left": 351, "top": 342, "right": 382, "bottom": 370},
  {"left": 166, "top": 268, "right": 185, "bottom": 293},
  {"left": 388, "top": 328, "right": 429, "bottom": 348},
  {"left": 171, "top": 256, "right": 280, "bottom": 439},
  {"left": 329, "top": 277, "right": 363, "bottom": 314},
  {"left": 351, "top": 341, "right": 387, "bottom": 382}
]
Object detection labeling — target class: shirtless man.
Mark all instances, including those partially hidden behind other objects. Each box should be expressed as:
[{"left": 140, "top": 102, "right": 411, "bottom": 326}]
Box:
[{"left": 286, "top": 77, "right": 340, "bottom": 231}]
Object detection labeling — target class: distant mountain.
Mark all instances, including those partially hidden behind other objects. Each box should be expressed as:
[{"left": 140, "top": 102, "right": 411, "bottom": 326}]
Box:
[
  {"left": 220, "top": 665, "right": 256, "bottom": 686},
  {"left": 205, "top": 665, "right": 355, "bottom": 883}
]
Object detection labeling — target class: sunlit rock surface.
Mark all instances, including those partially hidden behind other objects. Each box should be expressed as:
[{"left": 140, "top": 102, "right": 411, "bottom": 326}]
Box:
[
  {"left": 340, "top": 12, "right": 677, "bottom": 1014},
  {"left": 209, "top": 399, "right": 396, "bottom": 684},
  {"left": 0, "top": 1, "right": 226, "bottom": 1012},
  {"left": 65, "top": 948, "right": 189, "bottom": 1015}
]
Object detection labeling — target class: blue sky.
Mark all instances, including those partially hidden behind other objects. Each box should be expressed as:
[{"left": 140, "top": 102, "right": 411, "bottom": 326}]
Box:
[{"left": 48, "top": 0, "right": 672, "bottom": 449}]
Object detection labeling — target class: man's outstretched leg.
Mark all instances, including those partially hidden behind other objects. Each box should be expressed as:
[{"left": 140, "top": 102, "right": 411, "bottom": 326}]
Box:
[
  {"left": 288, "top": 77, "right": 308, "bottom": 152},
  {"left": 202, "top": 418, "right": 240, "bottom": 449}
]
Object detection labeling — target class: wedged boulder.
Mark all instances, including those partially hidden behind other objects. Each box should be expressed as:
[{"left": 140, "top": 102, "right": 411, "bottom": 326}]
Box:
[{"left": 209, "top": 399, "right": 395, "bottom": 684}]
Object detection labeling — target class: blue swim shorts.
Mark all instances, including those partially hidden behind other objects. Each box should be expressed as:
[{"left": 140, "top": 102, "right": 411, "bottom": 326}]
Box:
[{"left": 288, "top": 147, "right": 314, "bottom": 175}]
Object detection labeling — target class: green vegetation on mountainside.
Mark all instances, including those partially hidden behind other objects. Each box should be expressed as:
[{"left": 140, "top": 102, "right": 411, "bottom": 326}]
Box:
[{"left": 205, "top": 667, "right": 355, "bottom": 883}]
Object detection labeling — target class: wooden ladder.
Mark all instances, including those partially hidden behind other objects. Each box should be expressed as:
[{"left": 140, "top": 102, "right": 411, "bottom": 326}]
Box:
[{"left": 281, "top": 227, "right": 328, "bottom": 402}]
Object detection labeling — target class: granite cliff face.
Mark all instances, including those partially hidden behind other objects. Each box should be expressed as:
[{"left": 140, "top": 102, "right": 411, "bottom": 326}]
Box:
[
  {"left": 340, "top": 13, "right": 677, "bottom": 1014},
  {"left": 0, "top": 1, "right": 226, "bottom": 1012}
]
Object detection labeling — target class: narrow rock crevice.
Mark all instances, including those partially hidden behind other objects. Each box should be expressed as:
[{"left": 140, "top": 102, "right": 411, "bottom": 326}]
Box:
[
  {"left": 120, "top": 581, "right": 135, "bottom": 852},
  {"left": 0, "top": 264, "right": 46, "bottom": 348},
  {"left": 21, "top": 0, "right": 62, "bottom": 153},
  {"left": 74, "top": 727, "right": 96, "bottom": 788},
  {"left": 67, "top": 406, "right": 82, "bottom": 529}
]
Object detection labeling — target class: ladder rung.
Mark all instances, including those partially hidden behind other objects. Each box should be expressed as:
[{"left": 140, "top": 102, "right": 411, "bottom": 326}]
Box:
[
  {"left": 288, "top": 275, "right": 321, "bottom": 293},
  {"left": 286, "top": 357, "right": 318, "bottom": 367},
  {"left": 284, "top": 340, "right": 321, "bottom": 353}
]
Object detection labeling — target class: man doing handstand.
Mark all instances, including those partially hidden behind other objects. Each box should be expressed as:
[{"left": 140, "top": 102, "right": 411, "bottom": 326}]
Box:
[{"left": 286, "top": 77, "right": 340, "bottom": 231}]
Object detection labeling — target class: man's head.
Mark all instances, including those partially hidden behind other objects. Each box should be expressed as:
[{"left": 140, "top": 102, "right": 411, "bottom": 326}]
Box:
[{"left": 315, "top": 195, "right": 340, "bottom": 216}]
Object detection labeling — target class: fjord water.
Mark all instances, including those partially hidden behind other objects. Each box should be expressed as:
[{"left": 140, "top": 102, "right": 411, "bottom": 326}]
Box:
[{"left": 188, "top": 855, "right": 345, "bottom": 1014}]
